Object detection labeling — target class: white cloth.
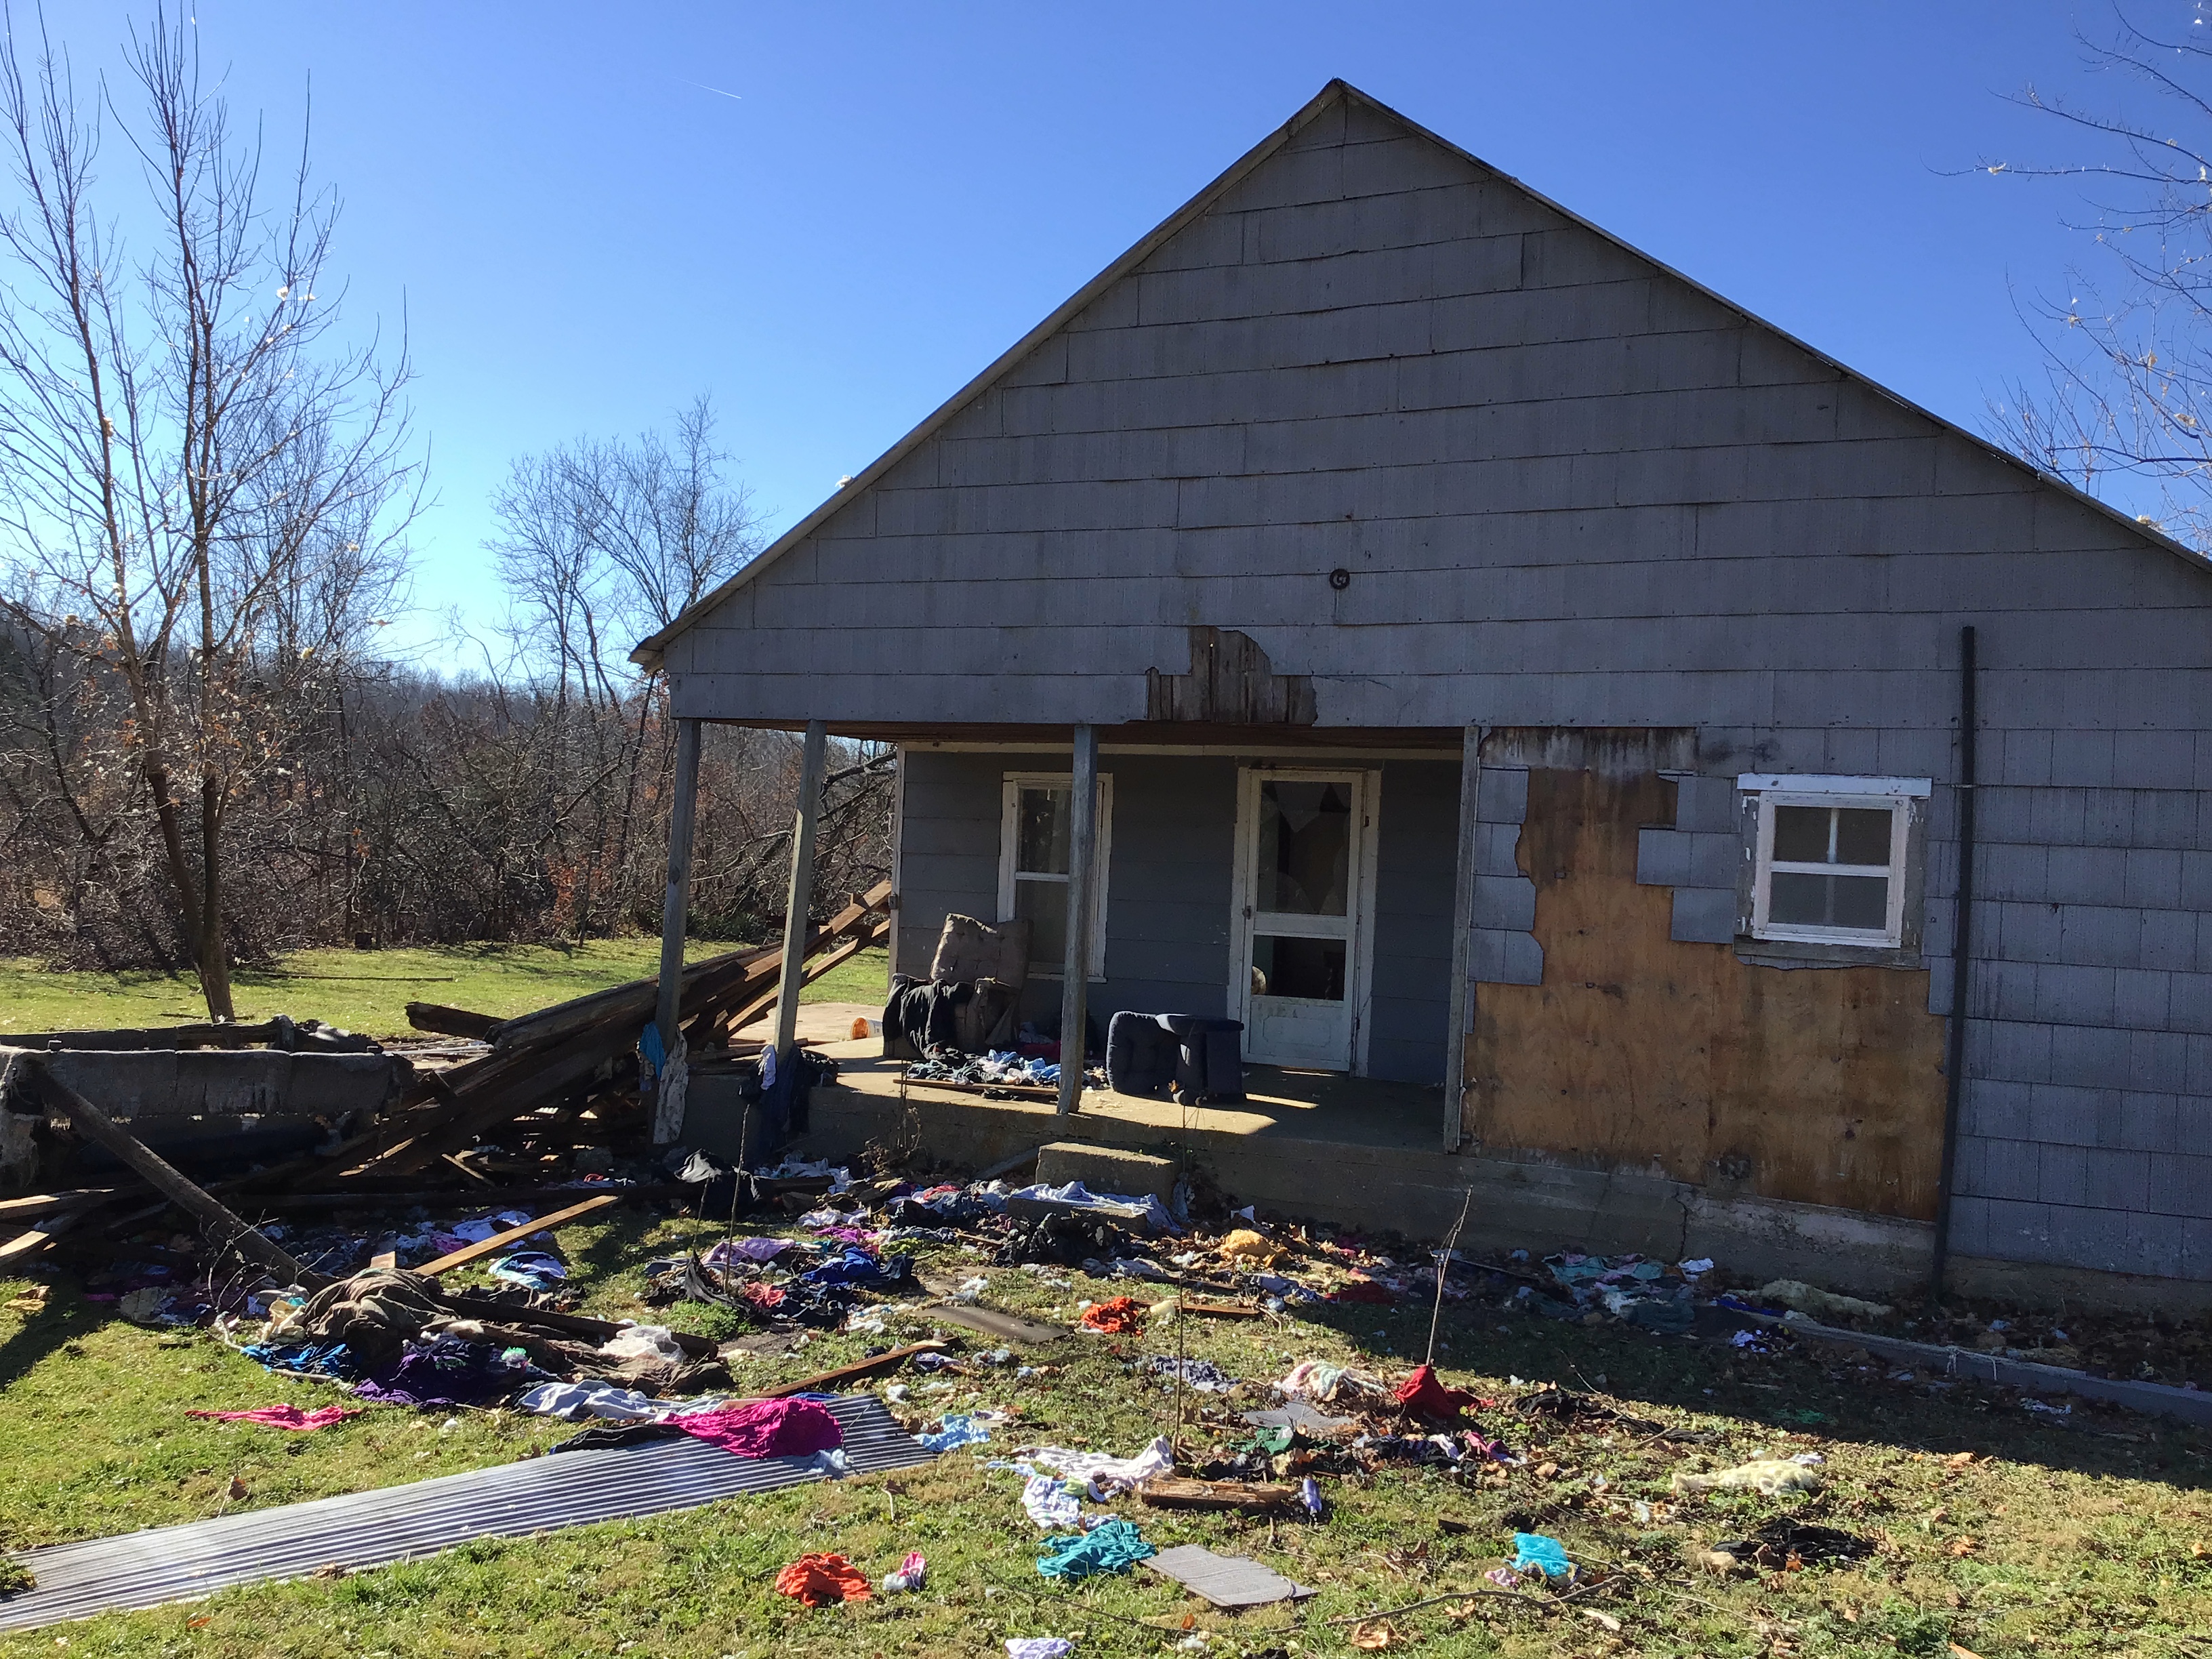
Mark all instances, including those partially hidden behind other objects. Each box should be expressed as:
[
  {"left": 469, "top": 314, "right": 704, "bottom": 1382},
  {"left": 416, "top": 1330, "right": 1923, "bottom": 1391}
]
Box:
[
  {"left": 653, "top": 1027, "right": 689, "bottom": 1143},
  {"left": 1019, "top": 1435, "right": 1174, "bottom": 1496},
  {"left": 516, "top": 1382, "right": 665, "bottom": 1422}
]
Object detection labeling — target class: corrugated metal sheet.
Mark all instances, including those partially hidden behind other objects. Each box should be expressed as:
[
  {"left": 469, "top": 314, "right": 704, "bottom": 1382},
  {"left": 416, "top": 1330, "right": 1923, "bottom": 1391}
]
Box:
[{"left": 0, "top": 1395, "right": 930, "bottom": 1633}]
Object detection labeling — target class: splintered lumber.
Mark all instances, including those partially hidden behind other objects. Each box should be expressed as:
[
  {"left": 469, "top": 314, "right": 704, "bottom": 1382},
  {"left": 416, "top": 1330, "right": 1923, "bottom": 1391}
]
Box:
[
  {"left": 342, "top": 881, "right": 894, "bottom": 1180},
  {"left": 405, "top": 1002, "right": 501, "bottom": 1040},
  {"left": 28, "top": 1062, "right": 323, "bottom": 1288},
  {"left": 719, "top": 918, "right": 890, "bottom": 1038},
  {"left": 1179, "top": 1300, "right": 1265, "bottom": 1319},
  {"left": 415, "top": 1193, "right": 620, "bottom": 1275},
  {"left": 1138, "top": 1477, "right": 1304, "bottom": 1514},
  {"left": 234, "top": 1183, "right": 681, "bottom": 1212},
  {"left": 763, "top": 1340, "right": 952, "bottom": 1397},
  {"left": 9, "top": 1019, "right": 377, "bottom": 1053},
  {"left": 0, "top": 1200, "right": 98, "bottom": 1263},
  {"left": 0, "top": 1188, "right": 121, "bottom": 1220}
]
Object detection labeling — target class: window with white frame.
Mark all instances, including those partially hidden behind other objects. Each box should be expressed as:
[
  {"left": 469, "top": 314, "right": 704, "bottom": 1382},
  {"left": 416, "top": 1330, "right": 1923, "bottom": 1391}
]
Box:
[
  {"left": 998, "top": 773, "right": 1112, "bottom": 979},
  {"left": 1741, "top": 774, "right": 1929, "bottom": 949}
]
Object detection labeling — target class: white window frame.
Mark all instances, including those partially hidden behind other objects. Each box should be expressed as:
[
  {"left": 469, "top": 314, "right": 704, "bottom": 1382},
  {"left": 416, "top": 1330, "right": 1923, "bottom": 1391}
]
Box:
[
  {"left": 1742, "top": 774, "right": 1929, "bottom": 949},
  {"left": 997, "top": 772, "right": 1112, "bottom": 981}
]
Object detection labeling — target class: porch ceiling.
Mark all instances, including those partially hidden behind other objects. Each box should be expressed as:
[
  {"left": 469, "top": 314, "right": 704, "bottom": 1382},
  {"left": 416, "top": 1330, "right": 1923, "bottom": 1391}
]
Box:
[{"left": 704, "top": 718, "right": 1467, "bottom": 754}]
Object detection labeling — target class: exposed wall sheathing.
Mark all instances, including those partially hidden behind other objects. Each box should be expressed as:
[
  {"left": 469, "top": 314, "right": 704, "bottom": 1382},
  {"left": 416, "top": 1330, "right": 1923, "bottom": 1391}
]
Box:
[{"left": 1464, "top": 767, "right": 1948, "bottom": 1220}]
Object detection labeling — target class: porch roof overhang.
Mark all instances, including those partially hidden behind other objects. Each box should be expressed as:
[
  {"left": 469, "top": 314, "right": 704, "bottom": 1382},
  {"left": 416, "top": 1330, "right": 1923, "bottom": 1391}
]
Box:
[{"left": 693, "top": 718, "right": 1468, "bottom": 754}]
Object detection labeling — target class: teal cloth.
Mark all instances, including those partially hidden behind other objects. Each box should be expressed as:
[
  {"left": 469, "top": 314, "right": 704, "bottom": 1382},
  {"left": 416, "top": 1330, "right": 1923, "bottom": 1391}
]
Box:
[
  {"left": 1036, "top": 1518, "right": 1155, "bottom": 1579},
  {"left": 1511, "top": 1531, "right": 1573, "bottom": 1579}
]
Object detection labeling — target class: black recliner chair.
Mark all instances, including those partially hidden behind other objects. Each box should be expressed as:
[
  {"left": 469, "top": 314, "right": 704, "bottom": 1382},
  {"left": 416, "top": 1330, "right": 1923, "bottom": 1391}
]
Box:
[{"left": 1106, "top": 1010, "right": 1245, "bottom": 1103}]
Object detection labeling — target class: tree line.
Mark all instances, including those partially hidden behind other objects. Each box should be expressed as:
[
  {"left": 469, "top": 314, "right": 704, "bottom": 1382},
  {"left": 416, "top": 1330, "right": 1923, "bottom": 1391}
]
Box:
[{"left": 0, "top": 10, "right": 887, "bottom": 1017}]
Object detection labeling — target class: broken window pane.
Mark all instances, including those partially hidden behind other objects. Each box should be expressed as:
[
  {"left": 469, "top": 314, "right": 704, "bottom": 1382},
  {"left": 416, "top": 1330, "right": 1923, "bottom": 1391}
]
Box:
[
  {"left": 1251, "top": 935, "right": 1346, "bottom": 1001},
  {"left": 1256, "top": 781, "right": 1351, "bottom": 916},
  {"left": 1017, "top": 787, "right": 1071, "bottom": 876}
]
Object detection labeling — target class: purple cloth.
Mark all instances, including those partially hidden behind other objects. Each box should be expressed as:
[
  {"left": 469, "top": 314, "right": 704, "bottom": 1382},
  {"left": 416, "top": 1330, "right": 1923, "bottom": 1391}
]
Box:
[
  {"left": 671, "top": 1397, "right": 844, "bottom": 1459},
  {"left": 703, "top": 1237, "right": 795, "bottom": 1267},
  {"left": 352, "top": 1338, "right": 521, "bottom": 1409}
]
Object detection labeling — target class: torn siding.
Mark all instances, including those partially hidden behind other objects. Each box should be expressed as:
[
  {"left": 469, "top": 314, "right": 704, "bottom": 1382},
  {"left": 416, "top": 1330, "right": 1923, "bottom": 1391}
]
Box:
[{"left": 1465, "top": 766, "right": 1948, "bottom": 1221}]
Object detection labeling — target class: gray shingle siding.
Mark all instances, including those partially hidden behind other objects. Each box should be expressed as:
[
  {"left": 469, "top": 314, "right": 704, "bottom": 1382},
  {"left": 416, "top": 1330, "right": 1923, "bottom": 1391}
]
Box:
[{"left": 686, "top": 88, "right": 2212, "bottom": 1286}]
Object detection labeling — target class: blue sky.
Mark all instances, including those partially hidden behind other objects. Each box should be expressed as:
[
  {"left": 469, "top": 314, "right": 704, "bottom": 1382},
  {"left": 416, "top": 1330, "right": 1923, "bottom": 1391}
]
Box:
[{"left": 35, "top": 2, "right": 2160, "bottom": 665}]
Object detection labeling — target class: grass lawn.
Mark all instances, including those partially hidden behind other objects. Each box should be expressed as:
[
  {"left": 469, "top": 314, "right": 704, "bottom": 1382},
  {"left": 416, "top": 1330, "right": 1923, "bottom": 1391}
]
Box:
[
  {"left": 1, "top": 1200, "right": 2207, "bottom": 1657},
  {"left": 0, "top": 946, "right": 890, "bottom": 1041}
]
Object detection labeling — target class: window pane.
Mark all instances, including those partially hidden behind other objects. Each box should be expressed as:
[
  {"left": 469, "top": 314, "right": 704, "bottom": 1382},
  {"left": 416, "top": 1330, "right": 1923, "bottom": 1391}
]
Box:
[
  {"left": 1251, "top": 934, "right": 1346, "bottom": 1001},
  {"left": 1256, "top": 781, "right": 1351, "bottom": 916},
  {"left": 1834, "top": 807, "right": 1892, "bottom": 866},
  {"left": 1017, "top": 787, "right": 1071, "bottom": 876},
  {"left": 1770, "top": 871, "right": 1889, "bottom": 933},
  {"left": 1772, "top": 805, "right": 1830, "bottom": 863},
  {"left": 1832, "top": 874, "right": 1889, "bottom": 930},
  {"left": 1014, "top": 876, "right": 1068, "bottom": 968}
]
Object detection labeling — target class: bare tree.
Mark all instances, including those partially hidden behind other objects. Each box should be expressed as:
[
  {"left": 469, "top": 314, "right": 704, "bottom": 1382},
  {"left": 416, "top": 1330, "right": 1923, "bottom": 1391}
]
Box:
[
  {"left": 0, "top": 7, "right": 417, "bottom": 1015},
  {"left": 1981, "top": 4, "right": 2212, "bottom": 546},
  {"left": 488, "top": 397, "right": 762, "bottom": 939}
]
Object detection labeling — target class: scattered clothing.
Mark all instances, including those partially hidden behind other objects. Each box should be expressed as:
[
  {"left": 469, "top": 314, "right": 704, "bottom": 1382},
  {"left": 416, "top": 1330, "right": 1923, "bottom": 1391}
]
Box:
[
  {"left": 1021, "top": 1436, "right": 1174, "bottom": 1496},
  {"left": 1021, "top": 1475, "right": 1082, "bottom": 1531},
  {"left": 487, "top": 1251, "right": 568, "bottom": 1291},
  {"left": 1037, "top": 1517, "right": 1155, "bottom": 1579},
  {"left": 703, "top": 1237, "right": 796, "bottom": 1267},
  {"left": 803, "top": 1246, "right": 914, "bottom": 1290},
  {"left": 1672, "top": 1458, "right": 1822, "bottom": 1497},
  {"left": 1395, "top": 1364, "right": 1479, "bottom": 1423},
  {"left": 1006, "top": 1642, "right": 1073, "bottom": 1659},
  {"left": 1511, "top": 1532, "right": 1573, "bottom": 1580},
  {"left": 773, "top": 1552, "right": 872, "bottom": 1606},
  {"left": 671, "top": 1397, "right": 844, "bottom": 1460},
  {"left": 186, "top": 1405, "right": 357, "bottom": 1431},
  {"left": 1275, "top": 1360, "right": 1391, "bottom": 1408},
  {"left": 516, "top": 1382, "right": 670, "bottom": 1422},
  {"left": 353, "top": 1338, "right": 531, "bottom": 1409},
  {"left": 1080, "top": 1296, "right": 1147, "bottom": 1333},
  {"left": 916, "top": 1413, "right": 991, "bottom": 1454},
  {"left": 881, "top": 1551, "right": 927, "bottom": 1593},
  {"left": 1140, "top": 1355, "right": 1234, "bottom": 1393}
]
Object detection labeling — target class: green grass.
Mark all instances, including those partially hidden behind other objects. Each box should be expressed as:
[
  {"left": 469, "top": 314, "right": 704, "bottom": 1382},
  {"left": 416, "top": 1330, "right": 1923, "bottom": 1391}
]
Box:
[
  {"left": 0, "top": 947, "right": 890, "bottom": 1041},
  {"left": 2, "top": 1203, "right": 2207, "bottom": 1657}
]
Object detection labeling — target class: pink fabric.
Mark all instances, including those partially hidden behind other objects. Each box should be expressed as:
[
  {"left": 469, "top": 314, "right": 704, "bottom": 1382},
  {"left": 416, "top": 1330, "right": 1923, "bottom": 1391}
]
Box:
[
  {"left": 188, "top": 1404, "right": 359, "bottom": 1431},
  {"left": 672, "top": 1397, "right": 844, "bottom": 1459}
]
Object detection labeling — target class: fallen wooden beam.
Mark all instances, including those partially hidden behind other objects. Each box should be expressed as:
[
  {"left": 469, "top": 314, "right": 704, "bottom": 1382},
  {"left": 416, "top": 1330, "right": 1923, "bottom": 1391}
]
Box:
[
  {"left": 228, "top": 1183, "right": 680, "bottom": 1212},
  {"left": 0, "top": 1200, "right": 100, "bottom": 1264},
  {"left": 415, "top": 1193, "right": 621, "bottom": 1275},
  {"left": 0, "top": 1188, "right": 122, "bottom": 1220},
  {"left": 28, "top": 1063, "right": 323, "bottom": 1288},
  {"left": 1178, "top": 1300, "right": 1266, "bottom": 1319},
  {"left": 1138, "top": 1477, "right": 1303, "bottom": 1514},
  {"left": 405, "top": 1002, "right": 501, "bottom": 1040},
  {"left": 762, "top": 1340, "right": 952, "bottom": 1397}
]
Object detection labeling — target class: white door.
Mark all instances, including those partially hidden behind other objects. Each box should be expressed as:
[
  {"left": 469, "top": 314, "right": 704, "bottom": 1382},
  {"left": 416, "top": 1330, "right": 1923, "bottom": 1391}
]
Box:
[{"left": 1231, "top": 769, "right": 1374, "bottom": 1072}]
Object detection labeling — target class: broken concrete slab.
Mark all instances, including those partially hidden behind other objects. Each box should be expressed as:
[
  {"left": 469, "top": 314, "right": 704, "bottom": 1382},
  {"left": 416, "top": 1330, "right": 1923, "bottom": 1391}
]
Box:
[
  {"left": 1033, "top": 1141, "right": 1176, "bottom": 1203},
  {"left": 1143, "top": 1544, "right": 1315, "bottom": 1609}
]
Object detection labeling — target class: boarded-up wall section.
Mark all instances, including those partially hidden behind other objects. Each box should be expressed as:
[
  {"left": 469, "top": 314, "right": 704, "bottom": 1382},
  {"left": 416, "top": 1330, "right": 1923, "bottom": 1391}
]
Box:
[{"left": 1464, "top": 767, "right": 1947, "bottom": 1221}]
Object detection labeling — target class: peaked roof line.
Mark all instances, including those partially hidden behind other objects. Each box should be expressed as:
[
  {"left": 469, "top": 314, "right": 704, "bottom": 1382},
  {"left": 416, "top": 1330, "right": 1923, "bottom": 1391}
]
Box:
[{"left": 632, "top": 79, "right": 2209, "bottom": 670}]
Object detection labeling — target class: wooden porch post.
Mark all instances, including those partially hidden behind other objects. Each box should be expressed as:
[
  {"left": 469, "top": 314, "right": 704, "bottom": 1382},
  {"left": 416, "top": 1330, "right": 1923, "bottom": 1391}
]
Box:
[
  {"left": 653, "top": 716, "right": 702, "bottom": 1143},
  {"left": 1439, "top": 721, "right": 1484, "bottom": 1153},
  {"left": 772, "top": 720, "right": 831, "bottom": 1061},
  {"left": 1057, "top": 723, "right": 1099, "bottom": 1116}
]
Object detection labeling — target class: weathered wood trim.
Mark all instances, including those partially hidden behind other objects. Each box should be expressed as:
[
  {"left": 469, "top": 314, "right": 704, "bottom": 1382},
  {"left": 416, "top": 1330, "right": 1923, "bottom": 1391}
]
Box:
[{"left": 1145, "top": 627, "right": 1318, "bottom": 724}]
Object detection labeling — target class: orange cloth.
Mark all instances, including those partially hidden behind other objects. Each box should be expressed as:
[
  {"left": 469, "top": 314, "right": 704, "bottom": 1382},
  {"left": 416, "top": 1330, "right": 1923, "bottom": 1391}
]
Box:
[
  {"left": 773, "top": 1552, "right": 872, "bottom": 1606},
  {"left": 1080, "top": 1295, "right": 1147, "bottom": 1334}
]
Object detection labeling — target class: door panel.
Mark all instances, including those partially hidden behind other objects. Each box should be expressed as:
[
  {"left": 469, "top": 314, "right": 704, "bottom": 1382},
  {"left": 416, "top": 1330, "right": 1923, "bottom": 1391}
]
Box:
[{"left": 1236, "top": 771, "right": 1368, "bottom": 1071}]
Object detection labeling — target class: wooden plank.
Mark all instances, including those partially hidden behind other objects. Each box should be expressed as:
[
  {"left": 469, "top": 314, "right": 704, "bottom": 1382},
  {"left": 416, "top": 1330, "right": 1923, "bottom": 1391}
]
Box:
[
  {"left": 438, "top": 1291, "right": 717, "bottom": 1358},
  {"left": 762, "top": 1340, "right": 952, "bottom": 1397},
  {"left": 415, "top": 1193, "right": 620, "bottom": 1275},
  {"left": 1139, "top": 1477, "right": 1303, "bottom": 1514},
  {"left": 405, "top": 1002, "right": 501, "bottom": 1040},
  {"left": 0, "top": 1201, "right": 98, "bottom": 1263},
  {"left": 28, "top": 1064, "right": 323, "bottom": 1286},
  {"left": 0, "top": 1189, "right": 121, "bottom": 1220}
]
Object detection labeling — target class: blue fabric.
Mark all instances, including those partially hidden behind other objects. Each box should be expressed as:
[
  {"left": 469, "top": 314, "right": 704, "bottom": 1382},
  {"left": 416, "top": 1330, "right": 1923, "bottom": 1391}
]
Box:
[
  {"left": 802, "top": 1247, "right": 913, "bottom": 1288},
  {"left": 240, "top": 1340, "right": 355, "bottom": 1380},
  {"left": 1036, "top": 1518, "right": 1155, "bottom": 1579},
  {"left": 1511, "top": 1532, "right": 1573, "bottom": 1579},
  {"left": 915, "top": 1413, "right": 991, "bottom": 1454}
]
